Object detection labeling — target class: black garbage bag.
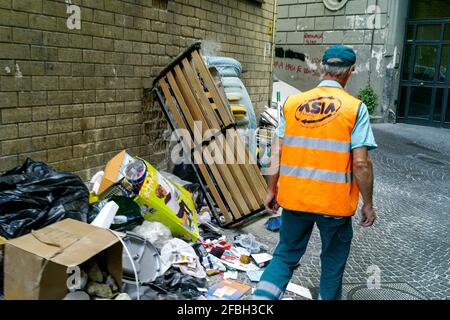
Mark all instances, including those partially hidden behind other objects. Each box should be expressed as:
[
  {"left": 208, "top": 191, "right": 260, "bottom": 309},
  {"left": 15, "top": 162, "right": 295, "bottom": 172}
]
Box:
[
  {"left": 184, "top": 183, "right": 207, "bottom": 210},
  {"left": 172, "top": 163, "right": 199, "bottom": 184},
  {"left": 0, "top": 158, "right": 89, "bottom": 239},
  {"left": 140, "top": 267, "right": 207, "bottom": 300}
]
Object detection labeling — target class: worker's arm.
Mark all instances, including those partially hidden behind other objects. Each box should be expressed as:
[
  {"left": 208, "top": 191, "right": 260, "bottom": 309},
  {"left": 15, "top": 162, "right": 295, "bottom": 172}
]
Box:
[
  {"left": 264, "top": 136, "right": 282, "bottom": 213},
  {"left": 352, "top": 147, "right": 376, "bottom": 228}
]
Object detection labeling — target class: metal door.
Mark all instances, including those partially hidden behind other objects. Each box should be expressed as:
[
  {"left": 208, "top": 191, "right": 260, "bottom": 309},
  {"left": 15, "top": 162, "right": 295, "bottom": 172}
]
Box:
[{"left": 398, "top": 2, "right": 450, "bottom": 128}]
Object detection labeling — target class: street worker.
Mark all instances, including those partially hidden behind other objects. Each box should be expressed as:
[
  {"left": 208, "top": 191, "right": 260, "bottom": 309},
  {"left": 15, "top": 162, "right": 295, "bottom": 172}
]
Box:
[{"left": 253, "top": 45, "right": 378, "bottom": 300}]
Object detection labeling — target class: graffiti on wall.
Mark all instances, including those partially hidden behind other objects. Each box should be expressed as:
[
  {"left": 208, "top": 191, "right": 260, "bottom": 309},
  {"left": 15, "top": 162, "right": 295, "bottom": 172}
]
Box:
[
  {"left": 304, "top": 32, "right": 323, "bottom": 45},
  {"left": 274, "top": 47, "right": 322, "bottom": 85},
  {"left": 275, "top": 47, "right": 306, "bottom": 61}
]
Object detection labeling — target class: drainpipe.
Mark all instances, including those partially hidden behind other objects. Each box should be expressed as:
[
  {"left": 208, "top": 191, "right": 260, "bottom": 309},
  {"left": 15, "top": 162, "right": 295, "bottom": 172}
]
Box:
[
  {"left": 367, "top": 0, "right": 379, "bottom": 87},
  {"left": 267, "top": 0, "right": 278, "bottom": 112}
]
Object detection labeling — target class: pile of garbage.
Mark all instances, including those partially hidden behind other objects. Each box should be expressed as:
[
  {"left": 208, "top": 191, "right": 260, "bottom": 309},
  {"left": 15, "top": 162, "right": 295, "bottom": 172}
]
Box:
[
  {"left": 0, "top": 151, "right": 275, "bottom": 301},
  {"left": 0, "top": 158, "right": 89, "bottom": 239}
]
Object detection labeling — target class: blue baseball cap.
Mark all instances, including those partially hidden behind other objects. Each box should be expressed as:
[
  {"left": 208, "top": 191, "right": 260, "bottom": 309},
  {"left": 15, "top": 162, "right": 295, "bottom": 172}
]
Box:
[{"left": 322, "top": 45, "right": 356, "bottom": 67}]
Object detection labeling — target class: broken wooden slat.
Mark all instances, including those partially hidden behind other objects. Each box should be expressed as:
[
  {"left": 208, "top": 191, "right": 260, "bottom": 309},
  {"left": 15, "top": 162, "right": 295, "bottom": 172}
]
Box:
[
  {"left": 180, "top": 58, "right": 261, "bottom": 211},
  {"left": 158, "top": 79, "right": 233, "bottom": 223},
  {"left": 173, "top": 66, "right": 212, "bottom": 132},
  {"left": 191, "top": 50, "right": 268, "bottom": 200},
  {"left": 164, "top": 75, "right": 242, "bottom": 221},
  {"left": 180, "top": 59, "right": 223, "bottom": 129},
  {"left": 231, "top": 127, "right": 268, "bottom": 200},
  {"left": 167, "top": 72, "right": 197, "bottom": 131},
  {"left": 171, "top": 66, "right": 249, "bottom": 217},
  {"left": 202, "top": 144, "right": 242, "bottom": 220},
  {"left": 191, "top": 51, "right": 235, "bottom": 127}
]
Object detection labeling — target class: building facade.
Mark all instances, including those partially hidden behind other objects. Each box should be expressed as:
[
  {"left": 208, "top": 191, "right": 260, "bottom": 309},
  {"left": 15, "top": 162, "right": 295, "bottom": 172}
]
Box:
[
  {"left": 275, "top": 0, "right": 450, "bottom": 128},
  {"left": 0, "top": 0, "right": 276, "bottom": 179}
]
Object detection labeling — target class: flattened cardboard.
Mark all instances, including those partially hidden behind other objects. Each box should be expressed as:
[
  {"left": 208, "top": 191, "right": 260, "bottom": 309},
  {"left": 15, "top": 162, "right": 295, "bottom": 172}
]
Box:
[
  {"left": 4, "top": 219, "right": 122, "bottom": 300},
  {"left": 98, "top": 150, "right": 134, "bottom": 195},
  {"left": 207, "top": 280, "right": 251, "bottom": 300}
]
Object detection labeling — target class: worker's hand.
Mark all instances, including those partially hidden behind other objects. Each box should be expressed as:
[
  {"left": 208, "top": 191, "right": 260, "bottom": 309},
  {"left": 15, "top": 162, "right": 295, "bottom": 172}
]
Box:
[
  {"left": 360, "top": 203, "right": 376, "bottom": 228},
  {"left": 264, "top": 190, "right": 279, "bottom": 214}
]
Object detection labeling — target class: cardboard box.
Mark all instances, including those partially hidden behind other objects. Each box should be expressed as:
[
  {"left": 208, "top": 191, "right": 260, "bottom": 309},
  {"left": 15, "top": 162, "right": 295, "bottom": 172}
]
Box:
[
  {"left": 98, "top": 150, "right": 135, "bottom": 195},
  {"left": 4, "top": 219, "right": 122, "bottom": 300}
]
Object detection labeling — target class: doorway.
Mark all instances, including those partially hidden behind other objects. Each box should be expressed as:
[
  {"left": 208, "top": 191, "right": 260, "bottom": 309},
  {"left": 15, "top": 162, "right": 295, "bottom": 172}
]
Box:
[{"left": 398, "top": 0, "right": 450, "bottom": 128}]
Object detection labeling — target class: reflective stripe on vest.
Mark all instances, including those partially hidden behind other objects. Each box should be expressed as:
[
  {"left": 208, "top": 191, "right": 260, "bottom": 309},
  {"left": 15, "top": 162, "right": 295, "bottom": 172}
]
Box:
[
  {"left": 280, "top": 165, "right": 353, "bottom": 183},
  {"left": 283, "top": 135, "right": 351, "bottom": 153}
]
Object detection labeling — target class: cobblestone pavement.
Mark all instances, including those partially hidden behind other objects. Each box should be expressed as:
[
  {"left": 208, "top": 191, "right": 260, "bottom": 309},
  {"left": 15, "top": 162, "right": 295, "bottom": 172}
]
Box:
[{"left": 219, "top": 123, "right": 450, "bottom": 300}]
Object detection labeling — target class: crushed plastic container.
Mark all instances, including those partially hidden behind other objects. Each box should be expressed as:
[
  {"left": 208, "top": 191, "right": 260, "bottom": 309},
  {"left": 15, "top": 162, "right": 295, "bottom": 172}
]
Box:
[{"left": 122, "top": 232, "right": 161, "bottom": 284}]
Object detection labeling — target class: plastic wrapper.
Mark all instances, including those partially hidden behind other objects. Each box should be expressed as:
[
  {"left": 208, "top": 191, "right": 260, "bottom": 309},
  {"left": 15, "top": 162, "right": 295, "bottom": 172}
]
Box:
[
  {"left": 197, "top": 210, "right": 212, "bottom": 225},
  {"left": 233, "top": 234, "right": 268, "bottom": 254},
  {"left": 162, "top": 171, "right": 206, "bottom": 210},
  {"left": 202, "top": 254, "right": 226, "bottom": 272},
  {"left": 132, "top": 221, "right": 173, "bottom": 250},
  {"left": 265, "top": 216, "right": 282, "bottom": 232},
  {"left": 0, "top": 159, "right": 88, "bottom": 239},
  {"left": 123, "top": 267, "right": 207, "bottom": 300}
]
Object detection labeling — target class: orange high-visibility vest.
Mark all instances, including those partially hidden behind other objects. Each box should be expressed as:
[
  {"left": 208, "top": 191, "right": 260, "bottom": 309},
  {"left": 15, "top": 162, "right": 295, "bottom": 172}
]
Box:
[{"left": 277, "top": 86, "right": 362, "bottom": 217}]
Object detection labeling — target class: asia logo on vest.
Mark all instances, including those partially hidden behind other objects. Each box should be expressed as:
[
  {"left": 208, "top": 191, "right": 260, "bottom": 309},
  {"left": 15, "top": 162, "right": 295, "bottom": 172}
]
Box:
[{"left": 295, "top": 96, "right": 342, "bottom": 128}]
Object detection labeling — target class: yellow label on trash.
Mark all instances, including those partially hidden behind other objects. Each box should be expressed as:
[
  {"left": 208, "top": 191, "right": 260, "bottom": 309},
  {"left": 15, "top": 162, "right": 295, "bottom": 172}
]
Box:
[
  {"left": 89, "top": 193, "right": 99, "bottom": 204},
  {"left": 134, "top": 160, "right": 199, "bottom": 241}
]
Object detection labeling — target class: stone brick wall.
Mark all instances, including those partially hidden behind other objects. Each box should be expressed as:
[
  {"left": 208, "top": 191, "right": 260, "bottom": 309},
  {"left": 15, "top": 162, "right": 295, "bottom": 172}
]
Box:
[
  {"left": 0, "top": 0, "right": 275, "bottom": 180},
  {"left": 275, "top": 0, "right": 407, "bottom": 118}
]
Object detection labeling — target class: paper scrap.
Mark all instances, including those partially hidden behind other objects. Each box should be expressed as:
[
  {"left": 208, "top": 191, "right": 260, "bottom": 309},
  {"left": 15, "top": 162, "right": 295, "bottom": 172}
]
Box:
[
  {"left": 251, "top": 253, "right": 273, "bottom": 265},
  {"left": 221, "top": 259, "right": 260, "bottom": 272},
  {"left": 224, "top": 271, "right": 238, "bottom": 280},
  {"left": 234, "top": 246, "right": 250, "bottom": 256},
  {"left": 207, "top": 280, "right": 251, "bottom": 300},
  {"left": 214, "top": 287, "right": 237, "bottom": 298},
  {"left": 246, "top": 270, "right": 264, "bottom": 282},
  {"left": 286, "top": 282, "right": 312, "bottom": 300}
]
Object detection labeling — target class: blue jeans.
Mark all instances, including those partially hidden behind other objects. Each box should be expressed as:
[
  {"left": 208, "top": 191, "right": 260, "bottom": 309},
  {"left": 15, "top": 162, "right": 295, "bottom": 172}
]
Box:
[{"left": 253, "top": 209, "right": 353, "bottom": 300}]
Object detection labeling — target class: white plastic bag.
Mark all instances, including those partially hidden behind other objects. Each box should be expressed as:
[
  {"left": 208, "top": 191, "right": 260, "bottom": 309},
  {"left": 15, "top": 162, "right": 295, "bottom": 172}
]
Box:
[
  {"left": 197, "top": 210, "right": 211, "bottom": 225},
  {"left": 234, "top": 233, "right": 268, "bottom": 254},
  {"left": 132, "top": 221, "right": 173, "bottom": 250}
]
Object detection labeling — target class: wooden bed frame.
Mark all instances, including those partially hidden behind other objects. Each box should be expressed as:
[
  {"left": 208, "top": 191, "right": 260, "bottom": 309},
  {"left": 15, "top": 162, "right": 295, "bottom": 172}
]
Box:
[{"left": 152, "top": 42, "right": 267, "bottom": 227}]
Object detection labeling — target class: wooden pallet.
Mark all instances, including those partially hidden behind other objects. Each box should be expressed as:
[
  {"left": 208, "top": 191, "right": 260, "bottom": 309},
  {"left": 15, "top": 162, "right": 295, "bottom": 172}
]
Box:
[{"left": 152, "top": 42, "right": 267, "bottom": 226}]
